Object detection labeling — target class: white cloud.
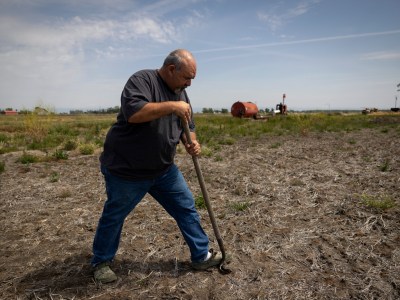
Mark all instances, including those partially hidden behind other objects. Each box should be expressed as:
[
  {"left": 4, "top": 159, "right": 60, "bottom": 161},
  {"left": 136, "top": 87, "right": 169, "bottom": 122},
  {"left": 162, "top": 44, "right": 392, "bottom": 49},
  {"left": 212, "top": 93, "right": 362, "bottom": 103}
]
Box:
[
  {"left": 0, "top": 14, "right": 177, "bottom": 51},
  {"left": 360, "top": 51, "right": 400, "bottom": 61},
  {"left": 0, "top": 2, "right": 205, "bottom": 108},
  {"left": 257, "top": 12, "right": 282, "bottom": 32},
  {"left": 0, "top": 13, "right": 181, "bottom": 84},
  {"left": 288, "top": 0, "right": 321, "bottom": 17},
  {"left": 128, "top": 17, "right": 178, "bottom": 44},
  {"left": 258, "top": 0, "right": 321, "bottom": 31}
]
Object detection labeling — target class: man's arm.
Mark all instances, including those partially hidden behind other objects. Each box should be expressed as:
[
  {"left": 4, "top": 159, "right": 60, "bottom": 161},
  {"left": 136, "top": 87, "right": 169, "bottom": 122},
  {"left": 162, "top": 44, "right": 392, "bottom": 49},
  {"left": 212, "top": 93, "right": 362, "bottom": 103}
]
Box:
[{"left": 128, "top": 101, "right": 191, "bottom": 123}]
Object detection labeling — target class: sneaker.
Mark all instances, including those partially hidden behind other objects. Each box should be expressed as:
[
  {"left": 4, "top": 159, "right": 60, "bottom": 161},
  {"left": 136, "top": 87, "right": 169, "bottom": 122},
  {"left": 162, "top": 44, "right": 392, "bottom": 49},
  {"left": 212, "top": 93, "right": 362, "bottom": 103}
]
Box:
[
  {"left": 191, "top": 249, "right": 231, "bottom": 271},
  {"left": 94, "top": 262, "right": 117, "bottom": 283}
]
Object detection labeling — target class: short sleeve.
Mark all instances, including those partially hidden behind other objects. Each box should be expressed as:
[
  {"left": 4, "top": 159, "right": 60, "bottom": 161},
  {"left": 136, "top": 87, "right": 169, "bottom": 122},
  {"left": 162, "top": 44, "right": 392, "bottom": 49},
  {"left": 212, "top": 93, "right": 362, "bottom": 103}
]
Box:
[{"left": 120, "top": 74, "right": 151, "bottom": 121}]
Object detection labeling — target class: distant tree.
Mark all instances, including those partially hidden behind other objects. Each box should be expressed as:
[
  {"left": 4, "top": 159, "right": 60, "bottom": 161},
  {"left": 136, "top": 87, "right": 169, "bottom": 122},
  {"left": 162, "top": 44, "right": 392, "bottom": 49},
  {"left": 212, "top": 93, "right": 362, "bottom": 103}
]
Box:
[
  {"left": 69, "top": 109, "right": 84, "bottom": 115},
  {"left": 202, "top": 108, "right": 214, "bottom": 113},
  {"left": 106, "top": 106, "right": 120, "bottom": 113},
  {"left": 221, "top": 108, "right": 228, "bottom": 114},
  {"left": 19, "top": 109, "right": 31, "bottom": 114}
]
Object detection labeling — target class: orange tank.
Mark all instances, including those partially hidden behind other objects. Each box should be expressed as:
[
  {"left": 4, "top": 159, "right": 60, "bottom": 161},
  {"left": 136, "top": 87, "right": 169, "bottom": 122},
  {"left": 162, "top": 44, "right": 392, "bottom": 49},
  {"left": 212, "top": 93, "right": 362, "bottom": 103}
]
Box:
[{"left": 231, "top": 101, "right": 259, "bottom": 118}]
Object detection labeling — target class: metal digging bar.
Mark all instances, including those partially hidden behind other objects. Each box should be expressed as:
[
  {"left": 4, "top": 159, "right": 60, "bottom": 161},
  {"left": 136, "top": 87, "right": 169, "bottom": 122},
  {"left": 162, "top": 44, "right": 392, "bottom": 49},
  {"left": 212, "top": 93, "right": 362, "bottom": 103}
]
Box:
[{"left": 183, "top": 120, "right": 231, "bottom": 274}]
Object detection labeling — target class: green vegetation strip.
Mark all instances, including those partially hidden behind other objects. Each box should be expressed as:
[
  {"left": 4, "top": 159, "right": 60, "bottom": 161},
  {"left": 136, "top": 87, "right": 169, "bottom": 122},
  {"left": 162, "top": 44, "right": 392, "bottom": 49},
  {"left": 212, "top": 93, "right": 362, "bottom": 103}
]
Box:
[{"left": 0, "top": 112, "right": 399, "bottom": 156}]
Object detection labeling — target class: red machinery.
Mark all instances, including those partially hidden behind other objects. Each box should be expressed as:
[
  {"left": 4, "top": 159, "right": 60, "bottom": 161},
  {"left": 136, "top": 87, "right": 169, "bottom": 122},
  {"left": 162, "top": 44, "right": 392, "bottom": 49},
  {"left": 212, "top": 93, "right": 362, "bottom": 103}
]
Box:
[
  {"left": 275, "top": 93, "right": 288, "bottom": 115},
  {"left": 231, "top": 101, "right": 259, "bottom": 118}
]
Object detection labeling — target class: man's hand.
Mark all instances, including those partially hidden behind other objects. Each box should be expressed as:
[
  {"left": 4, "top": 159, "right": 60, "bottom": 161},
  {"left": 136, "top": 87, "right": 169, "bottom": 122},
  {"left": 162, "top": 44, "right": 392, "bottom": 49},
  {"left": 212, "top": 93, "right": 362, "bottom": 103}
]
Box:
[
  {"left": 184, "top": 138, "right": 201, "bottom": 156},
  {"left": 172, "top": 101, "right": 191, "bottom": 124}
]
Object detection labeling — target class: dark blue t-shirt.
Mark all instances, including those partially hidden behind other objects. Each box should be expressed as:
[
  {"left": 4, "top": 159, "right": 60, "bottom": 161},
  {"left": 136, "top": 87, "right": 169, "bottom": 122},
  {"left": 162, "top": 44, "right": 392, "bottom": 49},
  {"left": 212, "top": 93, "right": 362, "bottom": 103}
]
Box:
[{"left": 100, "top": 69, "right": 195, "bottom": 180}]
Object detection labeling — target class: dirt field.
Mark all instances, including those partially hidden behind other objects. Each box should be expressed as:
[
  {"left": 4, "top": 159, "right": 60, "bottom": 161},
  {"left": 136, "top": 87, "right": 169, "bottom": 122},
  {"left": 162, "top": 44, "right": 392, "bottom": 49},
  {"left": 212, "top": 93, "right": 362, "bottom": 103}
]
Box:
[{"left": 1, "top": 128, "right": 399, "bottom": 299}]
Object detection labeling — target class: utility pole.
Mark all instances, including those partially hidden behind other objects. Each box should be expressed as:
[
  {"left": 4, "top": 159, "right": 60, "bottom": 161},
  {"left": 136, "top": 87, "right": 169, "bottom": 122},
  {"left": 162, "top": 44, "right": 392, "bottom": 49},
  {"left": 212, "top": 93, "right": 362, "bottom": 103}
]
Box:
[
  {"left": 392, "top": 83, "right": 400, "bottom": 111},
  {"left": 397, "top": 83, "right": 400, "bottom": 108}
]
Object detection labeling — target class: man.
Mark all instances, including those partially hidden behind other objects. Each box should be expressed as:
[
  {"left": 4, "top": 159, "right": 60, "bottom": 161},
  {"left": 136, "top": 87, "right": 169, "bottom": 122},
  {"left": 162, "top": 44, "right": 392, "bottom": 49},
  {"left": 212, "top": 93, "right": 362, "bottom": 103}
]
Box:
[{"left": 92, "top": 49, "right": 224, "bottom": 283}]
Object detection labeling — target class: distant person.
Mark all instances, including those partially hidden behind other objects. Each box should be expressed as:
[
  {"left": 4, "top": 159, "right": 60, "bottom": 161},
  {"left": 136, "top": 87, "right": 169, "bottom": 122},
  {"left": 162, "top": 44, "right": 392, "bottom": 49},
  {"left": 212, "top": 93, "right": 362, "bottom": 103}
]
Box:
[{"left": 91, "top": 49, "right": 227, "bottom": 284}]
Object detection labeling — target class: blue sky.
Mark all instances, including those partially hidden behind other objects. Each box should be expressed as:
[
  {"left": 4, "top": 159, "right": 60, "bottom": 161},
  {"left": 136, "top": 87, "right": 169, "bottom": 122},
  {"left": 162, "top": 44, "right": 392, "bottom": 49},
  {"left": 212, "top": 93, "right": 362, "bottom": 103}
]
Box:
[{"left": 1, "top": 0, "right": 399, "bottom": 112}]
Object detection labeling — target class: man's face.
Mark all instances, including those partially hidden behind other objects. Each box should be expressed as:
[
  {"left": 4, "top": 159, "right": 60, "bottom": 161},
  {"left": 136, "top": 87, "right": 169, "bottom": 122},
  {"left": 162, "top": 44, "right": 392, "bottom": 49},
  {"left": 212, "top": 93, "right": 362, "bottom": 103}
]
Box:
[{"left": 170, "top": 60, "right": 196, "bottom": 94}]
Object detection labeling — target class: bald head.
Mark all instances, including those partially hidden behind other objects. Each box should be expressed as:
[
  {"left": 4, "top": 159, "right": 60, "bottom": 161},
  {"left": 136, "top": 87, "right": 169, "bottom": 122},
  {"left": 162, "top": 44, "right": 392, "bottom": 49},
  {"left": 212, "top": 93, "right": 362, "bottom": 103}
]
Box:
[
  {"left": 159, "top": 49, "right": 196, "bottom": 94},
  {"left": 162, "top": 49, "right": 196, "bottom": 71}
]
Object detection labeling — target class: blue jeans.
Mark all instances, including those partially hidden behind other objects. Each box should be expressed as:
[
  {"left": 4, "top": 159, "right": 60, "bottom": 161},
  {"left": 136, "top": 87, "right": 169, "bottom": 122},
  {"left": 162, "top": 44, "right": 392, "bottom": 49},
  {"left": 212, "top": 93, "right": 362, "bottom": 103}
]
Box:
[{"left": 91, "top": 164, "right": 209, "bottom": 266}]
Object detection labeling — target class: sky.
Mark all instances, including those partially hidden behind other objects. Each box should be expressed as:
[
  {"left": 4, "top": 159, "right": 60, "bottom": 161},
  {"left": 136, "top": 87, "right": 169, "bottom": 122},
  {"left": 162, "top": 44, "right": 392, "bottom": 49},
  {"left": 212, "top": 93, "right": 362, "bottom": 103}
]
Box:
[{"left": 0, "top": 0, "right": 400, "bottom": 112}]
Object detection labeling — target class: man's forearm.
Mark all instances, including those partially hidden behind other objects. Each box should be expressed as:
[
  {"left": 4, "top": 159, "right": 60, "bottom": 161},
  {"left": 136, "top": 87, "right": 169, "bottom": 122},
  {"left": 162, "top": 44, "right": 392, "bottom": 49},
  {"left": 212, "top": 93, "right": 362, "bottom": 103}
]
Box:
[
  {"left": 128, "top": 102, "right": 175, "bottom": 123},
  {"left": 128, "top": 101, "right": 191, "bottom": 123},
  {"left": 181, "top": 131, "right": 197, "bottom": 145}
]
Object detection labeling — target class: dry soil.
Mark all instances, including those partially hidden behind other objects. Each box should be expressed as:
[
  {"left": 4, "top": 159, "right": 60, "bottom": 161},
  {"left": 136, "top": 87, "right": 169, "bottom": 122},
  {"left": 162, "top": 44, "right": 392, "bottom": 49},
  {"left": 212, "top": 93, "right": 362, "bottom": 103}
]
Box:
[{"left": 0, "top": 128, "right": 399, "bottom": 299}]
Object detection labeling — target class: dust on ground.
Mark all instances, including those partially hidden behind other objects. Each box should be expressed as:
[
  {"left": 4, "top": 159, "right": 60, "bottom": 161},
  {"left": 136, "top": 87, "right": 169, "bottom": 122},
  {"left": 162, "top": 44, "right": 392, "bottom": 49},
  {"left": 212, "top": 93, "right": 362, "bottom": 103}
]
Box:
[{"left": 0, "top": 128, "right": 399, "bottom": 299}]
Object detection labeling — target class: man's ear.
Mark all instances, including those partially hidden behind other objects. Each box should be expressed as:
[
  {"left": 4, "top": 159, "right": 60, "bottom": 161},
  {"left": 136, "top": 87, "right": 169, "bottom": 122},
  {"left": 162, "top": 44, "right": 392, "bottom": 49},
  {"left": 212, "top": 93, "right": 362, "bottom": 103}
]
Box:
[{"left": 167, "top": 64, "right": 176, "bottom": 75}]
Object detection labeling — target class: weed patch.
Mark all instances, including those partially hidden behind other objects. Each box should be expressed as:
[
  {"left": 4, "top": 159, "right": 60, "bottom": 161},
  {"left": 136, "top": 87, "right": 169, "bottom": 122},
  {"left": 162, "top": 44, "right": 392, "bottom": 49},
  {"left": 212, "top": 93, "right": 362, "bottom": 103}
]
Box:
[
  {"left": 17, "top": 152, "right": 40, "bottom": 164},
  {"left": 49, "top": 172, "right": 60, "bottom": 182},
  {"left": 63, "top": 140, "right": 78, "bottom": 151},
  {"left": 53, "top": 149, "right": 69, "bottom": 160},
  {"left": 195, "top": 195, "right": 206, "bottom": 209},
  {"left": 79, "top": 144, "right": 95, "bottom": 155},
  {"left": 231, "top": 201, "right": 251, "bottom": 212},
  {"left": 379, "top": 159, "right": 390, "bottom": 172},
  {"left": 360, "top": 194, "right": 396, "bottom": 210}
]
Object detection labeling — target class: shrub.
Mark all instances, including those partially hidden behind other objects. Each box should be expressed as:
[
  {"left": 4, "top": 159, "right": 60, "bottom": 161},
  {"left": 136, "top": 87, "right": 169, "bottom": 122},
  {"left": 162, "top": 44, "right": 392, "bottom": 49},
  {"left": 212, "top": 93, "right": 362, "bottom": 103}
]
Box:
[
  {"left": 220, "top": 136, "right": 236, "bottom": 145},
  {"left": 18, "top": 152, "right": 39, "bottom": 164},
  {"left": 270, "top": 142, "right": 282, "bottom": 149},
  {"left": 0, "top": 133, "right": 7, "bottom": 143},
  {"left": 379, "top": 159, "right": 390, "bottom": 172},
  {"left": 347, "top": 139, "right": 356, "bottom": 145},
  {"left": 23, "top": 113, "right": 49, "bottom": 143},
  {"left": 381, "top": 128, "right": 389, "bottom": 133},
  {"left": 79, "top": 143, "right": 95, "bottom": 155},
  {"left": 53, "top": 149, "right": 68, "bottom": 160},
  {"left": 231, "top": 201, "right": 251, "bottom": 212},
  {"left": 201, "top": 146, "right": 212, "bottom": 157},
  {"left": 195, "top": 194, "right": 206, "bottom": 209},
  {"left": 63, "top": 140, "right": 77, "bottom": 151},
  {"left": 49, "top": 171, "right": 60, "bottom": 182},
  {"left": 361, "top": 194, "right": 396, "bottom": 210},
  {"left": 214, "top": 155, "right": 223, "bottom": 162}
]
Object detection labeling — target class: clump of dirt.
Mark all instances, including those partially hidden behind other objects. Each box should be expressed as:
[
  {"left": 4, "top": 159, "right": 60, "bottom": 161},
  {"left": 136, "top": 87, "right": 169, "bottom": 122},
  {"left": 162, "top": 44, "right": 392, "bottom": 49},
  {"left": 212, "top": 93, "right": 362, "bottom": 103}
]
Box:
[{"left": 0, "top": 128, "right": 399, "bottom": 299}]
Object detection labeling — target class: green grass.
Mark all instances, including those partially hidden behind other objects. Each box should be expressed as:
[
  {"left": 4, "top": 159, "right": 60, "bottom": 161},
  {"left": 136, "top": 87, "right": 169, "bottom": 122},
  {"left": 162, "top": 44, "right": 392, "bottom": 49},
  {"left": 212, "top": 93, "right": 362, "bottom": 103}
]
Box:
[
  {"left": 379, "top": 159, "right": 390, "bottom": 172},
  {"left": 0, "top": 114, "right": 113, "bottom": 154},
  {"left": 17, "top": 152, "right": 40, "bottom": 164},
  {"left": 194, "top": 113, "right": 400, "bottom": 149},
  {"left": 63, "top": 140, "right": 78, "bottom": 151},
  {"left": 0, "top": 112, "right": 399, "bottom": 154},
  {"left": 53, "top": 149, "right": 69, "bottom": 160},
  {"left": 360, "top": 194, "right": 396, "bottom": 210},
  {"left": 0, "top": 160, "right": 5, "bottom": 173},
  {"left": 79, "top": 143, "right": 95, "bottom": 155},
  {"left": 49, "top": 171, "right": 60, "bottom": 182},
  {"left": 194, "top": 194, "right": 206, "bottom": 209},
  {"left": 270, "top": 142, "right": 282, "bottom": 149},
  {"left": 231, "top": 201, "right": 251, "bottom": 212}
]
